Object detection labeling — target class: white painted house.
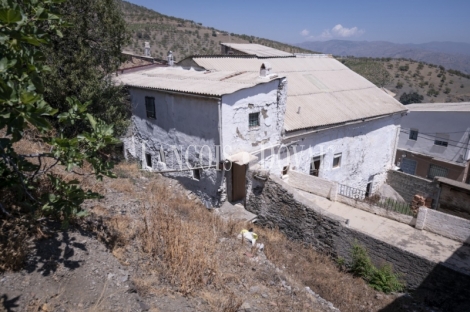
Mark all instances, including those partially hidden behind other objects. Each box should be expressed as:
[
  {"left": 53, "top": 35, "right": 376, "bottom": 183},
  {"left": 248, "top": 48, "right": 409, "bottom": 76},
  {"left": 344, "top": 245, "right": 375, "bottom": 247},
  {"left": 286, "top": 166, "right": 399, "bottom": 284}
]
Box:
[
  {"left": 116, "top": 44, "right": 407, "bottom": 207},
  {"left": 115, "top": 65, "right": 287, "bottom": 206},
  {"left": 180, "top": 45, "right": 407, "bottom": 194},
  {"left": 396, "top": 102, "right": 470, "bottom": 183}
]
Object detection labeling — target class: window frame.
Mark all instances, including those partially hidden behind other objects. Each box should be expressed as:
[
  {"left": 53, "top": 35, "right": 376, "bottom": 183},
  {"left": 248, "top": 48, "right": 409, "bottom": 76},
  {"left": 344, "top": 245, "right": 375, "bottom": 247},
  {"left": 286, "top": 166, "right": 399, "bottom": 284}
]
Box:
[
  {"left": 332, "top": 153, "right": 342, "bottom": 169},
  {"left": 193, "top": 168, "right": 201, "bottom": 181},
  {"left": 145, "top": 153, "right": 152, "bottom": 168},
  {"left": 409, "top": 129, "right": 419, "bottom": 141},
  {"left": 145, "top": 96, "right": 156, "bottom": 119},
  {"left": 248, "top": 112, "right": 260, "bottom": 129},
  {"left": 434, "top": 133, "right": 449, "bottom": 147}
]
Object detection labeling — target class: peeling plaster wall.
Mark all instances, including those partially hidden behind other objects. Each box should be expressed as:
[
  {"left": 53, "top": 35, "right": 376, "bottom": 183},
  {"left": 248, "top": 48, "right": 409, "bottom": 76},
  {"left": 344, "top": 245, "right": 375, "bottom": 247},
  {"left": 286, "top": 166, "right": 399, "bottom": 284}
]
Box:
[
  {"left": 259, "top": 114, "right": 402, "bottom": 192},
  {"left": 124, "top": 88, "right": 224, "bottom": 207},
  {"left": 221, "top": 79, "right": 286, "bottom": 156}
]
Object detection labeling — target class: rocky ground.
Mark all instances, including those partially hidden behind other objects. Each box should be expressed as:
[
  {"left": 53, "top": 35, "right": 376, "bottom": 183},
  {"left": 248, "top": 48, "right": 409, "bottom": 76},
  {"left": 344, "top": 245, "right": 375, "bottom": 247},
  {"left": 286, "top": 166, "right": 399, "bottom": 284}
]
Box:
[{"left": 1, "top": 166, "right": 340, "bottom": 312}]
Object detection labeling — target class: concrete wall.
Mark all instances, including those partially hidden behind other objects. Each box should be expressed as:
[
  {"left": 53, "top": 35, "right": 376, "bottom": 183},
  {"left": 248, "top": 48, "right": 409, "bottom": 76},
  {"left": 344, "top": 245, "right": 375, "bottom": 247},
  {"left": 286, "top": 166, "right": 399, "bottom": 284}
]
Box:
[
  {"left": 438, "top": 183, "right": 470, "bottom": 219},
  {"left": 287, "top": 170, "right": 337, "bottom": 200},
  {"left": 397, "top": 110, "right": 470, "bottom": 175},
  {"left": 386, "top": 170, "right": 439, "bottom": 205},
  {"left": 416, "top": 207, "right": 470, "bottom": 244},
  {"left": 246, "top": 173, "right": 470, "bottom": 291},
  {"left": 221, "top": 79, "right": 286, "bottom": 156},
  {"left": 258, "top": 114, "right": 402, "bottom": 193}
]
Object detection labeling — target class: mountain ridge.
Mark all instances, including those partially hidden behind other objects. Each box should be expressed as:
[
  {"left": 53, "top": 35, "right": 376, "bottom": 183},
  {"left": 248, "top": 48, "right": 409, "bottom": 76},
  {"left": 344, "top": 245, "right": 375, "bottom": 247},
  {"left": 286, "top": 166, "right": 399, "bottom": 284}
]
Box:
[{"left": 297, "top": 40, "right": 470, "bottom": 74}]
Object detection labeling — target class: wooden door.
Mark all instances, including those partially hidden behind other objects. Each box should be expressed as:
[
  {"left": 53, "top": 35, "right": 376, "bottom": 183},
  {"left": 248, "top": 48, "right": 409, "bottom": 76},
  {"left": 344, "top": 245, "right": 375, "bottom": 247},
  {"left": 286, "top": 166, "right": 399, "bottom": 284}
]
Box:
[{"left": 232, "top": 164, "right": 247, "bottom": 202}]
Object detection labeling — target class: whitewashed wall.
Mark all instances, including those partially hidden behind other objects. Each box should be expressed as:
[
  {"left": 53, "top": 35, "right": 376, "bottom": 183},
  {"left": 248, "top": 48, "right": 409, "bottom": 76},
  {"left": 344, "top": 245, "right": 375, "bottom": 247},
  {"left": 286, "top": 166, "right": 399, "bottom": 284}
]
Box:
[
  {"left": 220, "top": 78, "right": 286, "bottom": 156},
  {"left": 257, "top": 114, "right": 402, "bottom": 192}
]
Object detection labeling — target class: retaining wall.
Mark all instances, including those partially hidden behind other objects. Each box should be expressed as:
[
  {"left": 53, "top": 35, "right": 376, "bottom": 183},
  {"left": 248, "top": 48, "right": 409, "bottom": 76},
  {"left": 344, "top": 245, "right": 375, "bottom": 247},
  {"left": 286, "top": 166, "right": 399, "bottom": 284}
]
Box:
[
  {"left": 416, "top": 207, "right": 470, "bottom": 244},
  {"left": 246, "top": 171, "right": 470, "bottom": 291}
]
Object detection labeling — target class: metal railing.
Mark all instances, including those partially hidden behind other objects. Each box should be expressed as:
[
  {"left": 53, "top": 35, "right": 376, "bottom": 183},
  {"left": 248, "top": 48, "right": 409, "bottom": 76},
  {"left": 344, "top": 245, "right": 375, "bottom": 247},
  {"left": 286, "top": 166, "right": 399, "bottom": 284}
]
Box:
[{"left": 338, "top": 184, "right": 414, "bottom": 216}]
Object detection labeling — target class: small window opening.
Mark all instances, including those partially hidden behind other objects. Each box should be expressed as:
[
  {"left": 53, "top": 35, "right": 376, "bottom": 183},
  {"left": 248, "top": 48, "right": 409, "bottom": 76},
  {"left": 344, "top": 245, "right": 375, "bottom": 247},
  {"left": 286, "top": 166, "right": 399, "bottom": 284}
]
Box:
[
  {"left": 365, "top": 182, "right": 372, "bottom": 197},
  {"left": 145, "top": 153, "right": 152, "bottom": 168},
  {"left": 145, "top": 97, "right": 156, "bottom": 119},
  {"left": 434, "top": 133, "right": 449, "bottom": 147},
  {"left": 249, "top": 112, "right": 260, "bottom": 128},
  {"left": 333, "top": 153, "right": 342, "bottom": 168},
  {"left": 409, "top": 129, "right": 418, "bottom": 141},
  {"left": 193, "top": 168, "right": 201, "bottom": 180},
  {"left": 310, "top": 156, "right": 322, "bottom": 177},
  {"left": 282, "top": 165, "right": 289, "bottom": 176}
]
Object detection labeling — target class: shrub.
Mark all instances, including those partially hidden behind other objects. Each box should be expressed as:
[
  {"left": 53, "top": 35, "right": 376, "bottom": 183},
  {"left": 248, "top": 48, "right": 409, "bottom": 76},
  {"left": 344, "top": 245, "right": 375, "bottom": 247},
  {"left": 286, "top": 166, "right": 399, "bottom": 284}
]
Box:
[
  {"left": 396, "top": 81, "right": 403, "bottom": 89},
  {"left": 350, "top": 243, "right": 404, "bottom": 293}
]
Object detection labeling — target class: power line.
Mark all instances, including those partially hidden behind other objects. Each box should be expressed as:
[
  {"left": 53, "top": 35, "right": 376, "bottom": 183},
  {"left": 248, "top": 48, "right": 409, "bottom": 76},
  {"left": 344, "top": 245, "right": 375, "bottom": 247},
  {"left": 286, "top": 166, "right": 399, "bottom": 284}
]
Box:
[
  {"left": 400, "top": 129, "right": 469, "bottom": 148},
  {"left": 401, "top": 127, "right": 470, "bottom": 145}
]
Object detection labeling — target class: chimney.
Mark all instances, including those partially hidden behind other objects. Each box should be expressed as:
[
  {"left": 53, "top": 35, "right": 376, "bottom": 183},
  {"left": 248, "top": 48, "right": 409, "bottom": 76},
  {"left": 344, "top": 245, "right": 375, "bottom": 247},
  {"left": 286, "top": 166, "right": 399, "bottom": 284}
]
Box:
[
  {"left": 144, "top": 42, "right": 151, "bottom": 57},
  {"left": 260, "top": 62, "right": 272, "bottom": 78},
  {"left": 167, "top": 51, "right": 174, "bottom": 66}
]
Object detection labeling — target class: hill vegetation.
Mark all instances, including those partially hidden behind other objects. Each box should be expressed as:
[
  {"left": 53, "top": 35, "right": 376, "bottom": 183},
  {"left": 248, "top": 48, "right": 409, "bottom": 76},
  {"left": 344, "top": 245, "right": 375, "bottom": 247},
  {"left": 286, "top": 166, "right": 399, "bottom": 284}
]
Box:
[
  {"left": 119, "top": 1, "right": 314, "bottom": 62},
  {"left": 341, "top": 57, "right": 470, "bottom": 103},
  {"left": 298, "top": 40, "right": 470, "bottom": 75}
]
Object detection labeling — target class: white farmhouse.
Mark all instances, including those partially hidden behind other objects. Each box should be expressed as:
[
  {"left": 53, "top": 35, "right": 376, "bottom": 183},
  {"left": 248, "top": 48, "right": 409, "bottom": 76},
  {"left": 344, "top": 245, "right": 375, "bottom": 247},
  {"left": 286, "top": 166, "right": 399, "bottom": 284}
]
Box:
[
  {"left": 115, "top": 65, "right": 287, "bottom": 206},
  {"left": 396, "top": 102, "right": 470, "bottom": 183},
  {"left": 116, "top": 44, "right": 407, "bottom": 207},
  {"left": 180, "top": 44, "right": 407, "bottom": 195}
]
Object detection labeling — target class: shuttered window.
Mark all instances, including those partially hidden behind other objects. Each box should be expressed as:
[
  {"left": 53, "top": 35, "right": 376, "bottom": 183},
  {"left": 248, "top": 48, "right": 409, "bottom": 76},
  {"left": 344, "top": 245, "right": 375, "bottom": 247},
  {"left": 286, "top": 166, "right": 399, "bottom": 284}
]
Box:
[{"left": 145, "top": 97, "right": 156, "bottom": 119}]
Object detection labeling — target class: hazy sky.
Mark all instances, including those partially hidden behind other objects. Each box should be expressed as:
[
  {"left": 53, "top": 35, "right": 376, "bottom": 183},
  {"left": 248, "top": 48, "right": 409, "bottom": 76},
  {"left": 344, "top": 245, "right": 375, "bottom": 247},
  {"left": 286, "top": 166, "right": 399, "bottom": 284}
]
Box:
[{"left": 126, "top": 0, "right": 470, "bottom": 44}]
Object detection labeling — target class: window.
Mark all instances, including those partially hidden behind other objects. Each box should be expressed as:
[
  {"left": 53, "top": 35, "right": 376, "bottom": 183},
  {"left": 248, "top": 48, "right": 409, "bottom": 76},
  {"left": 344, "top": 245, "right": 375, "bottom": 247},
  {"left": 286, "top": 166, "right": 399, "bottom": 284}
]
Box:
[
  {"left": 145, "top": 97, "right": 156, "bottom": 119},
  {"left": 249, "top": 112, "right": 260, "bottom": 128},
  {"left": 434, "top": 133, "right": 449, "bottom": 147},
  {"left": 333, "top": 153, "right": 342, "bottom": 168},
  {"left": 409, "top": 129, "right": 418, "bottom": 141},
  {"left": 427, "top": 164, "right": 448, "bottom": 179},
  {"left": 145, "top": 153, "right": 152, "bottom": 168},
  {"left": 282, "top": 165, "right": 289, "bottom": 176},
  {"left": 310, "top": 156, "right": 322, "bottom": 177},
  {"left": 193, "top": 169, "right": 201, "bottom": 180}
]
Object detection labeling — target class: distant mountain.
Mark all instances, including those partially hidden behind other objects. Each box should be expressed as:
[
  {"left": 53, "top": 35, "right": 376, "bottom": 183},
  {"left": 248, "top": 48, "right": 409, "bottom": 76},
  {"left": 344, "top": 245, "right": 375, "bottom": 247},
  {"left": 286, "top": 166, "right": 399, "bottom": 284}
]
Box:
[{"left": 297, "top": 40, "right": 470, "bottom": 74}]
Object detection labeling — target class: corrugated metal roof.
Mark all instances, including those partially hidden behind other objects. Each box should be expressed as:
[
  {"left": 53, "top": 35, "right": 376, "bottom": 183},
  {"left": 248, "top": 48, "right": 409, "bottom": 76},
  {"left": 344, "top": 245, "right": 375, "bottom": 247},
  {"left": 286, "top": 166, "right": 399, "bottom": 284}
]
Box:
[
  {"left": 192, "top": 55, "right": 406, "bottom": 131},
  {"left": 221, "top": 43, "right": 294, "bottom": 57},
  {"left": 407, "top": 102, "right": 470, "bottom": 112},
  {"left": 114, "top": 67, "right": 281, "bottom": 97}
]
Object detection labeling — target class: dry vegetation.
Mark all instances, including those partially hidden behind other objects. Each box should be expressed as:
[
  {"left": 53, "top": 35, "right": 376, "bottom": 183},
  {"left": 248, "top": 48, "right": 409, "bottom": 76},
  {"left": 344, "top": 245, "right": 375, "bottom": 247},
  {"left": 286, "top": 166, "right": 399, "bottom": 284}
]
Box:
[
  {"left": 342, "top": 58, "right": 470, "bottom": 103},
  {"left": 1, "top": 134, "right": 402, "bottom": 311},
  {"left": 91, "top": 162, "right": 401, "bottom": 312}
]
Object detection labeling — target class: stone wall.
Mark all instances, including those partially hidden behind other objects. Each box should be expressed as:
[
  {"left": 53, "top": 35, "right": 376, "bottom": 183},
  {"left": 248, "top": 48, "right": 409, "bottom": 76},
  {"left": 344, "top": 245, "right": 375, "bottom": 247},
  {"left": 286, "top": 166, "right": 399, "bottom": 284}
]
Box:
[
  {"left": 246, "top": 172, "right": 470, "bottom": 291},
  {"left": 386, "top": 170, "right": 439, "bottom": 207}
]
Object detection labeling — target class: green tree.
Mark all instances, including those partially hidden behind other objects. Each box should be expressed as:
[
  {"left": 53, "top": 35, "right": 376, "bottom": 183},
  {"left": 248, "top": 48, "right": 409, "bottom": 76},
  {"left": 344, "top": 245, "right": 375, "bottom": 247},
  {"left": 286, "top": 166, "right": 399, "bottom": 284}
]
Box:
[
  {"left": 399, "top": 92, "right": 424, "bottom": 105},
  {"left": 0, "top": 0, "right": 118, "bottom": 226},
  {"left": 42, "top": 0, "right": 131, "bottom": 137}
]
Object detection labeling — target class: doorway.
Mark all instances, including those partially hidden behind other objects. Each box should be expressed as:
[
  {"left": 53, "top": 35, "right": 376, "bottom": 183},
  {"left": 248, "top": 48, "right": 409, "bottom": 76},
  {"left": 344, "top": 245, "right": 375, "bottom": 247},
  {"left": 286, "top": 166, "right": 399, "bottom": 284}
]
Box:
[
  {"left": 232, "top": 163, "right": 247, "bottom": 202},
  {"left": 310, "top": 156, "right": 322, "bottom": 177}
]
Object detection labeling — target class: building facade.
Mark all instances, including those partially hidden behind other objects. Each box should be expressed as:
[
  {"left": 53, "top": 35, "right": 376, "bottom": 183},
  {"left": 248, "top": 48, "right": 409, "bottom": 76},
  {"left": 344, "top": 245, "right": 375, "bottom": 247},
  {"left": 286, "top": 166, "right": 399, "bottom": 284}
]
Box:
[
  {"left": 395, "top": 102, "right": 470, "bottom": 183},
  {"left": 117, "top": 44, "right": 407, "bottom": 207}
]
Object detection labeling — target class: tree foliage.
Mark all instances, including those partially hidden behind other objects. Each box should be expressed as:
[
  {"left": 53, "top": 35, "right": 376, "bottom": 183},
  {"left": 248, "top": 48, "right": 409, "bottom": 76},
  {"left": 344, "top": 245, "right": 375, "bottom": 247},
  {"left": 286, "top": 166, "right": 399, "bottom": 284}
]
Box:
[
  {"left": 0, "top": 0, "right": 118, "bottom": 227},
  {"left": 399, "top": 92, "right": 424, "bottom": 105},
  {"left": 42, "top": 0, "right": 131, "bottom": 137}
]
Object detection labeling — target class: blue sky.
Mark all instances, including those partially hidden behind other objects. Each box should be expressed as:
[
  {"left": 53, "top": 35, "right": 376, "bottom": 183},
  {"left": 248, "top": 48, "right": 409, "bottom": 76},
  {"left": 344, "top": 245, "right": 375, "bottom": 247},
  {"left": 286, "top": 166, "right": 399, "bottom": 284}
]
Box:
[{"left": 127, "top": 0, "right": 470, "bottom": 44}]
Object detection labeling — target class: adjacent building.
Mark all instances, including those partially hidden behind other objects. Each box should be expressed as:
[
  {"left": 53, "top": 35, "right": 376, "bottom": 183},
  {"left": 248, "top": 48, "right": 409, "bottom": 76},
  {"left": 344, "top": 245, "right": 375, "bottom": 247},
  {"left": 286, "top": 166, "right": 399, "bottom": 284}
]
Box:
[{"left": 396, "top": 102, "right": 470, "bottom": 183}]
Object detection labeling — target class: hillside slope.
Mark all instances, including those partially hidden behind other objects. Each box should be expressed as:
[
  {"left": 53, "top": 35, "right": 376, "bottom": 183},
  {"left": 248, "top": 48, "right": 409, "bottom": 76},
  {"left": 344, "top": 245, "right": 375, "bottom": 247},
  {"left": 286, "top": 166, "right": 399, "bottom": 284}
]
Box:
[
  {"left": 298, "top": 40, "right": 470, "bottom": 74},
  {"left": 119, "top": 1, "right": 314, "bottom": 62},
  {"left": 340, "top": 57, "right": 470, "bottom": 103}
]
